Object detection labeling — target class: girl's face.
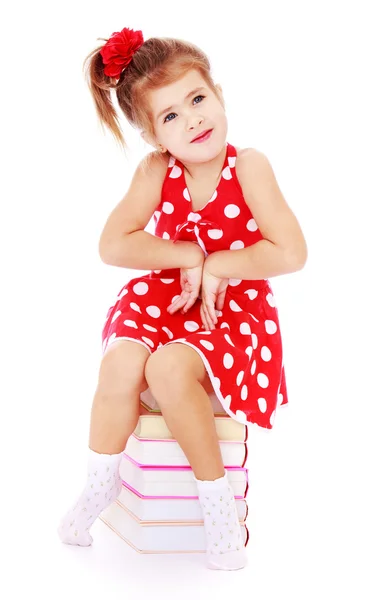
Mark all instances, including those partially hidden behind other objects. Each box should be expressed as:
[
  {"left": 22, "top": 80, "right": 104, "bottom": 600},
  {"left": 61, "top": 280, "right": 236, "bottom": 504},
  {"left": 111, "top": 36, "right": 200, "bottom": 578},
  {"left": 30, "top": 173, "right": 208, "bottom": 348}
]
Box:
[{"left": 144, "top": 69, "right": 228, "bottom": 163}]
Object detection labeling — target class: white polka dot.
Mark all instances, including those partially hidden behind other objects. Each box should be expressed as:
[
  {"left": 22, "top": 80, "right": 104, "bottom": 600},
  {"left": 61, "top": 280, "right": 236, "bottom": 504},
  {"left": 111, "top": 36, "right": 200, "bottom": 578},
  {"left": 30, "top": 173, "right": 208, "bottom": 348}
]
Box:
[
  {"left": 224, "top": 333, "right": 235, "bottom": 347},
  {"left": 170, "top": 294, "right": 181, "bottom": 304},
  {"left": 133, "top": 282, "right": 149, "bottom": 295},
  {"left": 130, "top": 302, "right": 142, "bottom": 313},
  {"left": 236, "top": 371, "right": 244, "bottom": 386},
  {"left": 261, "top": 346, "right": 272, "bottom": 361},
  {"left": 224, "top": 204, "right": 240, "bottom": 218},
  {"left": 153, "top": 269, "right": 162, "bottom": 274},
  {"left": 210, "top": 190, "right": 218, "bottom": 202},
  {"left": 162, "top": 201, "right": 175, "bottom": 214},
  {"left": 235, "top": 410, "right": 248, "bottom": 424},
  {"left": 141, "top": 336, "right": 154, "bottom": 348},
  {"left": 208, "top": 228, "right": 223, "bottom": 240},
  {"left": 251, "top": 359, "right": 256, "bottom": 375},
  {"left": 143, "top": 324, "right": 158, "bottom": 332},
  {"left": 111, "top": 310, "right": 121, "bottom": 324},
  {"left": 251, "top": 334, "right": 258, "bottom": 349},
  {"left": 240, "top": 322, "right": 251, "bottom": 335},
  {"left": 222, "top": 166, "right": 232, "bottom": 179},
  {"left": 187, "top": 212, "right": 202, "bottom": 222},
  {"left": 184, "top": 320, "right": 200, "bottom": 332},
  {"left": 223, "top": 353, "right": 234, "bottom": 369},
  {"left": 229, "top": 299, "right": 242, "bottom": 312},
  {"left": 245, "top": 346, "right": 253, "bottom": 359},
  {"left": 199, "top": 339, "right": 214, "bottom": 351},
  {"left": 160, "top": 278, "right": 175, "bottom": 284},
  {"left": 220, "top": 322, "right": 230, "bottom": 330},
  {"left": 277, "top": 393, "right": 284, "bottom": 406},
  {"left": 230, "top": 240, "right": 244, "bottom": 250},
  {"left": 266, "top": 293, "right": 276, "bottom": 307},
  {"left": 117, "top": 288, "right": 128, "bottom": 300},
  {"left": 244, "top": 289, "right": 258, "bottom": 300},
  {"left": 224, "top": 395, "right": 232, "bottom": 409},
  {"left": 162, "top": 232, "right": 170, "bottom": 239},
  {"left": 154, "top": 210, "right": 161, "bottom": 220},
  {"left": 257, "top": 373, "right": 269, "bottom": 388},
  {"left": 270, "top": 409, "right": 276, "bottom": 426},
  {"left": 265, "top": 320, "right": 277, "bottom": 334},
  {"left": 183, "top": 187, "right": 191, "bottom": 201},
  {"left": 240, "top": 385, "right": 248, "bottom": 400},
  {"left": 247, "top": 218, "right": 258, "bottom": 232},
  {"left": 106, "top": 332, "right": 117, "bottom": 347},
  {"left": 228, "top": 278, "right": 242, "bottom": 287},
  {"left": 162, "top": 326, "right": 174, "bottom": 339},
  {"left": 168, "top": 156, "right": 175, "bottom": 167},
  {"left": 146, "top": 306, "right": 161, "bottom": 318},
  {"left": 123, "top": 319, "right": 138, "bottom": 328},
  {"left": 228, "top": 156, "right": 236, "bottom": 168},
  {"left": 248, "top": 312, "right": 259, "bottom": 323},
  {"left": 258, "top": 397, "right": 267, "bottom": 413},
  {"left": 169, "top": 165, "right": 182, "bottom": 178}
]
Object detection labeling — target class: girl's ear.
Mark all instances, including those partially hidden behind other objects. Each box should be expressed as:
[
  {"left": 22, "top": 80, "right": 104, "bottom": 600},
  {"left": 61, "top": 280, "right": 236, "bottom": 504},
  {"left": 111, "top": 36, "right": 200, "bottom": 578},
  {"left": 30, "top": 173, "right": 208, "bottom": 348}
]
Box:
[
  {"left": 141, "top": 130, "right": 154, "bottom": 147},
  {"left": 141, "top": 131, "right": 166, "bottom": 153}
]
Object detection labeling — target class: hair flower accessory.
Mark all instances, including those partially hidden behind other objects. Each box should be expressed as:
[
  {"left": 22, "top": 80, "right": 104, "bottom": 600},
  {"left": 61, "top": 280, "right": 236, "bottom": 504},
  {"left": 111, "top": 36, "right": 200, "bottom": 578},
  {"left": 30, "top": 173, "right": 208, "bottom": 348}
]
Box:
[{"left": 100, "top": 27, "right": 144, "bottom": 79}]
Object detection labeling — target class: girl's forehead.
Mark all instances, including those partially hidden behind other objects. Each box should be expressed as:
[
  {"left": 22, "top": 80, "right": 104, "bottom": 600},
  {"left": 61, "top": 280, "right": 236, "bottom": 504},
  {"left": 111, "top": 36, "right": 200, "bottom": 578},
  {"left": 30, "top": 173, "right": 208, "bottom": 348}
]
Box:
[{"left": 150, "top": 70, "right": 209, "bottom": 104}]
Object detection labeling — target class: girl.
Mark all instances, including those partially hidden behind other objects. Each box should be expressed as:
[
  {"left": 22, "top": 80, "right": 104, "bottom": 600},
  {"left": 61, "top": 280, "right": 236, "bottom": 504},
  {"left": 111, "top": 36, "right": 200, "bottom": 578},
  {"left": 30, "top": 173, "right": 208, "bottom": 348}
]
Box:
[{"left": 58, "top": 27, "right": 307, "bottom": 571}]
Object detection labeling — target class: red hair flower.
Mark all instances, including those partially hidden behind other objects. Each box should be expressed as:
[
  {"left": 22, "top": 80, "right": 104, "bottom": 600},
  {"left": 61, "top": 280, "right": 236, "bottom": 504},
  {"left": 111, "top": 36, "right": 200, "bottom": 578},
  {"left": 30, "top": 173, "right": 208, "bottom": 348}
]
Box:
[{"left": 100, "top": 27, "right": 144, "bottom": 79}]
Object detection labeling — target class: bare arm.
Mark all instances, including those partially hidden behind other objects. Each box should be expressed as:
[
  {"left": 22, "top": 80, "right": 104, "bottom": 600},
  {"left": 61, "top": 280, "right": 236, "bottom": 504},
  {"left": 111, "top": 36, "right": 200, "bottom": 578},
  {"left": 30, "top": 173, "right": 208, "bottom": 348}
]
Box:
[{"left": 99, "top": 151, "right": 204, "bottom": 270}]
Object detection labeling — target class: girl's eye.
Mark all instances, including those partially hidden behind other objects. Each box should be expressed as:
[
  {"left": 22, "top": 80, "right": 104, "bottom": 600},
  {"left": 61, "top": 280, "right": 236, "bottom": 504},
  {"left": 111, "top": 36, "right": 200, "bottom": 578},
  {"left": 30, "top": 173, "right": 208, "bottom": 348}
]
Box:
[
  {"left": 163, "top": 95, "right": 205, "bottom": 123},
  {"left": 164, "top": 112, "right": 176, "bottom": 123},
  {"left": 193, "top": 94, "right": 205, "bottom": 104}
]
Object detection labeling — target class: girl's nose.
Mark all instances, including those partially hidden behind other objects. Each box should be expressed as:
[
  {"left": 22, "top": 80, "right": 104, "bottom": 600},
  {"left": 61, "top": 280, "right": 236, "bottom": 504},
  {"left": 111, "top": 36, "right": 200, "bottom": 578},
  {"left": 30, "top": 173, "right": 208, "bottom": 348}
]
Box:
[{"left": 187, "top": 115, "right": 204, "bottom": 131}]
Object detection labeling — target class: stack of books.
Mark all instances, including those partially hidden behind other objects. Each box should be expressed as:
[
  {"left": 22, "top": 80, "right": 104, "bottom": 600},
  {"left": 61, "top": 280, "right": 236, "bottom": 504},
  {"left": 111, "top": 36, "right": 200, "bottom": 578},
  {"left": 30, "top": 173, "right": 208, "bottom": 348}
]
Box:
[{"left": 100, "top": 387, "right": 250, "bottom": 554}]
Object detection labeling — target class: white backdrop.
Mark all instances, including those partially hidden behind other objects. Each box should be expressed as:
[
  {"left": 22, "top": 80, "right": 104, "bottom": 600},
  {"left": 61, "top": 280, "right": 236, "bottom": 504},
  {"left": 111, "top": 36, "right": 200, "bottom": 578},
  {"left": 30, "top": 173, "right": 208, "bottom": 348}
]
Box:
[{"left": 2, "top": 1, "right": 379, "bottom": 598}]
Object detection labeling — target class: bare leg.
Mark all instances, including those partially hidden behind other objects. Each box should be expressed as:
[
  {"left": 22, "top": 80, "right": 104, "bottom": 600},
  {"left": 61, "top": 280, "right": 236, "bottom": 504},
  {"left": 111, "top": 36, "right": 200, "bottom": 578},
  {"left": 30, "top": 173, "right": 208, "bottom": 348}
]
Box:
[
  {"left": 147, "top": 378, "right": 224, "bottom": 480},
  {"left": 145, "top": 345, "right": 247, "bottom": 570},
  {"left": 58, "top": 340, "right": 150, "bottom": 546}
]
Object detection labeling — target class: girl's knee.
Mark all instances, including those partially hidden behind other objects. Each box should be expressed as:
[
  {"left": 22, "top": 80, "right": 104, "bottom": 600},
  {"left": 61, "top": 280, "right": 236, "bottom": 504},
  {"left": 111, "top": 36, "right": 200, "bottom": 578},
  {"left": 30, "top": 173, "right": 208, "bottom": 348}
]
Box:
[{"left": 98, "top": 340, "right": 150, "bottom": 395}]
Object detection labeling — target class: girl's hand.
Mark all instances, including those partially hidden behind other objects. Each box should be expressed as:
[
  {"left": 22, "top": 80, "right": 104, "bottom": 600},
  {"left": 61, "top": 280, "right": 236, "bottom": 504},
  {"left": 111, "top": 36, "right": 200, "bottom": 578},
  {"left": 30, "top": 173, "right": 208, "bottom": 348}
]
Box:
[
  {"left": 167, "top": 261, "right": 204, "bottom": 316},
  {"left": 199, "top": 261, "right": 229, "bottom": 330}
]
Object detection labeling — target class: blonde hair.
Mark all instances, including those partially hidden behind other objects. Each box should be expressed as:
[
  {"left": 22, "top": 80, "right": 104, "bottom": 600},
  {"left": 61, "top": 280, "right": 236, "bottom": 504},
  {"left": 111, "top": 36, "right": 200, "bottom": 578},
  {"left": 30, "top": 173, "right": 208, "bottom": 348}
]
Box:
[{"left": 83, "top": 35, "right": 222, "bottom": 151}]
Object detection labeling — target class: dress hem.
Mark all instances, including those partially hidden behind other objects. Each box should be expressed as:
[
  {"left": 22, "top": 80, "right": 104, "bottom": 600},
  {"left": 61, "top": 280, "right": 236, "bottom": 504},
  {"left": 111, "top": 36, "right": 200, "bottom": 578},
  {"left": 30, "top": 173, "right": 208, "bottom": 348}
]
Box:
[{"left": 162, "top": 339, "right": 288, "bottom": 432}]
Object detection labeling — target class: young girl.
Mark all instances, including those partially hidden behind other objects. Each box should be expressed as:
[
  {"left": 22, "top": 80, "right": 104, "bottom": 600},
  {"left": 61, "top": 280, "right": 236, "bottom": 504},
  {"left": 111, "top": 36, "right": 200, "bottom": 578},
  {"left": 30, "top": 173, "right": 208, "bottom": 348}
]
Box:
[{"left": 58, "top": 27, "right": 307, "bottom": 570}]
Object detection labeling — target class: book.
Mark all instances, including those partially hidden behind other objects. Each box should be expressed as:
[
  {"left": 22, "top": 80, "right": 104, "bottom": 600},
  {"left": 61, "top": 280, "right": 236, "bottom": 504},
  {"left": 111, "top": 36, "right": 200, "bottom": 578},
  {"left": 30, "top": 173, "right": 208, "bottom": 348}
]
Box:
[
  {"left": 100, "top": 499, "right": 249, "bottom": 554},
  {"left": 125, "top": 433, "right": 248, "bottom": 468},
  {"left": 140, "top": 386, "right": 227, "bottom": 416},
  {"left": 120, "top": 453, "right": 249, "bottom": 498},
  {"left": 115, "top": 480, "right": 248, "bottom": 522},
  {"left": 135, "top": 404, "right": 248, "bottom": 443}
]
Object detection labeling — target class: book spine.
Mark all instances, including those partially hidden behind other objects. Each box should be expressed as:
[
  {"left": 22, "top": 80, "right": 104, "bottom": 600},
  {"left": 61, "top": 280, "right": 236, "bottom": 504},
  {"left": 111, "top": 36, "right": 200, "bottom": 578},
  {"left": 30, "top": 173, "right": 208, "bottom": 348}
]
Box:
[{"left": 123, "top": 452, "right": 248, "bottom": 474}]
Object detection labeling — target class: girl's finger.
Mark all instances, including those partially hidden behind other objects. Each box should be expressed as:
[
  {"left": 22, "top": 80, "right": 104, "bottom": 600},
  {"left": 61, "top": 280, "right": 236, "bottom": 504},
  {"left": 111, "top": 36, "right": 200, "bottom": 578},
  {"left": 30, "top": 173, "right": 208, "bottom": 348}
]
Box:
[
  {"left": 204, "top": 295, "right": 218, "bottom": 325},
  {"left": 201, "top": 302, "right": 214, "bottom": 330}
]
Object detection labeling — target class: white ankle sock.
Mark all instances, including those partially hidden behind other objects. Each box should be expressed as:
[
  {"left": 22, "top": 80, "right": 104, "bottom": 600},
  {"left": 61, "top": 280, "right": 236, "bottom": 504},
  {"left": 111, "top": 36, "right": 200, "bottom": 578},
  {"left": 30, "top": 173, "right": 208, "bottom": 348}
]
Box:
[
  {"left": 58, "top": 448, "right": 123, "bottom": 546},
  {"left": 195, "top": 471, "right": 248, "bottom": 570}
]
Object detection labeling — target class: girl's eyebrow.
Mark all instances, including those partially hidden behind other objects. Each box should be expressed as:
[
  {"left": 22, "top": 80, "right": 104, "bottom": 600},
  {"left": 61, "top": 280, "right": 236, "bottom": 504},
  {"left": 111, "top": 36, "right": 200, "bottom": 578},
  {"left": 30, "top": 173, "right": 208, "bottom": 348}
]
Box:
[{"left": 156, "top": 86, "right": 206, "bottom": 121}]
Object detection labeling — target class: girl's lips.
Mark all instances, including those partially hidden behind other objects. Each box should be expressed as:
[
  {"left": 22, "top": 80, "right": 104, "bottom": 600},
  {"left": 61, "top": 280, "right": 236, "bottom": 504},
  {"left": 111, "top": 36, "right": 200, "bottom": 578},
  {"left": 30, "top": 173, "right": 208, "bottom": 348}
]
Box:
[{"left": 191, "top": 129, "right": 213, "bottom": 143}]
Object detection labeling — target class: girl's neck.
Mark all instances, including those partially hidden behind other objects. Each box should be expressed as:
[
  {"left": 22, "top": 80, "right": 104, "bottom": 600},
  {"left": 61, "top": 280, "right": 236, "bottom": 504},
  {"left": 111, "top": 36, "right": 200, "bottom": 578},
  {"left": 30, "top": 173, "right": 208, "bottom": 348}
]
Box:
[{"left": 180, "top": 143, "right": 227, "bottom": 182}]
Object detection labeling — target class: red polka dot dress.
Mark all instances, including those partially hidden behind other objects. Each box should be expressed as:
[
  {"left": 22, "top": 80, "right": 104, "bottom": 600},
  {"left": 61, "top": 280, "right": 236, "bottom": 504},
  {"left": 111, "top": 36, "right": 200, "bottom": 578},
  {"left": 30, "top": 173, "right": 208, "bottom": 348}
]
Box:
[{"left": 102, "top": 142, "right": 289, "bottom": 430}]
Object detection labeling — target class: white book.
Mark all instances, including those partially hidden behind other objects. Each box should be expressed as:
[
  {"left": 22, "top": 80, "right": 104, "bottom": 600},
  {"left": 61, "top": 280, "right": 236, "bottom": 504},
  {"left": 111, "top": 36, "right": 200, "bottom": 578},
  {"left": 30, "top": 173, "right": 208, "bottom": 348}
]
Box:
[
  {"left": 100, "top": 500, "right": 248, "bottom": 554},
  {"left": 117, "top": 481, "right": 248, "bottom": 522},
  {"left": 120, "top": 454, "right": 249, "bottom": 498},
  {"left": 125, "top": 434, "right": 247, "bottom": 467},
  {"left": 135, "top": 405, "right": 247, "bottom": 442}
]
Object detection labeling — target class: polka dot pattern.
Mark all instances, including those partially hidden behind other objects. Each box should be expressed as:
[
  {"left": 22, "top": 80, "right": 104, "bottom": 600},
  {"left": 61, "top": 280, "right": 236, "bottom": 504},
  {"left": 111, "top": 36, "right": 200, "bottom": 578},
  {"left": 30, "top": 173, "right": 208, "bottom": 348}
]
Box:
[{"left": 101, "top": 142, "right": 288, "bottom": 431}]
